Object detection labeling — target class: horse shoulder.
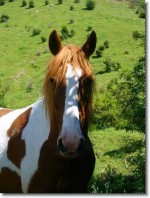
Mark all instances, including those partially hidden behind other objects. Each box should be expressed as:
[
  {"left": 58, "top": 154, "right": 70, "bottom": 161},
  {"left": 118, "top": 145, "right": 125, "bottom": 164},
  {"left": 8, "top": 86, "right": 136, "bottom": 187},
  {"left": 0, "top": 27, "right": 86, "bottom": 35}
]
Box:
[{"left": 0, "top": 107, "right": 32, "bottom": 193}]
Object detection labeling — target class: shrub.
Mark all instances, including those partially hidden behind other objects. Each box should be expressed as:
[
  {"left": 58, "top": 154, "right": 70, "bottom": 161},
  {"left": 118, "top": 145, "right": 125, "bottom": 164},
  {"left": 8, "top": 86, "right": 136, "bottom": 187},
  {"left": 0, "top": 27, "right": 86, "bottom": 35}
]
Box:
[
  {"left": 22, "top": 0, "right": 27, "bottom": 6},
  {"left": 132, "top": 30, "right": 144, "bottom": 40},
  {"left": 32, "top": 28, "right": 41, "bottom": 36},
  {"left": 98, "top": 45, "right": 105, "bottom": 51},
  {"left": 70, "top": 5, "right": 74, "bottom": 10},
  {"left": 86, "top": 0, "right": 96, "bottom": 10},
  {"left": 70, "top": 30, "right": 75, "bottom": 38},
  {"left": 0, "top": 0, "right": 5, "bottom": 6},
  {"left": 92, "top": 93, "right": 119, "bottom": 130},
  {"left": 69, "top": 18, "right": 74, "bottom": 24},
  {"left": 104, "top": 40, "right": 109, "bottom": 48},
  {"left": 108, "top": 56, "right": 145, "bottom": 132},
  {"left": 74, "top": 0, "right": 80, "bottom": 3},
  {"left": 95, "top": 50, "right": 103, "bottom": 58},
  {"left": 86, "top": 26, "right": 93, "bottom": 31},
  {"left": 61, "top": 26, "right": 69, "bottom": 40},
  {"left": 104, "top": 57, "right": 121, "bottom": 72},
  {"left": 58, "top": 0, "right": 63, "bottom": 4},
  {"left": 29, "top": 0, "right": 35, "bottom": 8},
  {"left": 41, "top": 36, "right": 46, "bottom": 43},
  {"left": 136, "top": 0, "right": 145, "bottom": 19},
  {"left": 8, "top": 0, "right": 15, "bottom": 2},
  {"left": 45, "top": 0, "right": 49, "bottom": 5},
  {"left": 0, "top": 14, "right": 9, "bottom": 23}
]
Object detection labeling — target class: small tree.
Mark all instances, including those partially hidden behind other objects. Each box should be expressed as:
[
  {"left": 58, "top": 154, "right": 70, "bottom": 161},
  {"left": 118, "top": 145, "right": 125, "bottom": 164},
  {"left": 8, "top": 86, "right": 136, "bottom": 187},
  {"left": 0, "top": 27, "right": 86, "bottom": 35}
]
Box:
[
  {"left": 0, "top": 0, "right": 5, "bottom": 6},
  {"left": 0, "top": 14, "right": 9, "bottom": 23},
  {"left": 45, "top": 0, "right": 49, "bottom": 6},
  {"left": 61, "top": 26, "right": 69, "bottom": 40},
  {"left": 32, "top": 28, "right": 41, "bottom": 36},
  {"left": 29, "top": 0, "right": 35, "bottom": 8},
  {"left": 104, "top": 40, "right": 109, "bottom": 48},
  {"left": 41, "top": 36, "right": 46, "bottom": 43},
  {"left": 22, "top": 0, "right": 27, "bottom": 7},
  {"left": 86, "top": 0, "right": 96, "bottom": 10},
  {"left": 58, "top": 0, "right": 63, "bottom": 4}
]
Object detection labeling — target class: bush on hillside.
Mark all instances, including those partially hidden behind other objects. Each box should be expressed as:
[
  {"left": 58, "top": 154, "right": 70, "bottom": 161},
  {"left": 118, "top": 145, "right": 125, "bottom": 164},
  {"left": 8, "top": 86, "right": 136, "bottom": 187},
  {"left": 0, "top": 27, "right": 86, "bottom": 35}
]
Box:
[
  {"left": 41, "top": 36, "right": 46, "bottom": 43},
  {"left": 86, "top": 26, "right": 93, "bottom": 31},
  {"left": 132, "top": 30, "right": 144, "bottom": 40},
  {"left": 95, "top": 50, "right": 103, "bottom": 58},
  {"left": 70, "top": 30, "right": 75, "bottom": 37},
  {"left": 29, "top": 0, "right": 35, "bottom": 8},
  {"left": 86, "top": 0, "right": 96, "bottom": 10},
  {"left": 104, "top": 40, "right": 109, "bottom": 48},
  {"left": 8, "top": 0, "right": 15, "bottom": 2},
  {"left": 74, "top": 0, "right": 80, "bottom": 3},
  {"left": 61, "top": 26, "right": 69, "bottom": 40},
  {"left": 0, "top": 14, "right": 9, "bottom": 23},
  {"left": 104, "top": 57, "right": 121, "bottom": 72},
  {"left": 32, "top": 28, "right": 41, "bottom": 36},
  {"left": 136, "top": 0, "right": 145, "bottom": 19},
  {"left": 22, "top": 0, "right": 27, "bottom": 7},
  {"left": 45, "top": 0, "right": 49, "bottom": 5},
  {"left": 70, "top": 5, "right": 74, "bottom": 10},
  {"left": 0, "top": 0, "right": 5, "bottom": 6},
  {"left": 58, "top": 0, "right": 63, "bottom": 4},
  {"left": 92, "top": 93, "right": 119, "bottom": 130}
]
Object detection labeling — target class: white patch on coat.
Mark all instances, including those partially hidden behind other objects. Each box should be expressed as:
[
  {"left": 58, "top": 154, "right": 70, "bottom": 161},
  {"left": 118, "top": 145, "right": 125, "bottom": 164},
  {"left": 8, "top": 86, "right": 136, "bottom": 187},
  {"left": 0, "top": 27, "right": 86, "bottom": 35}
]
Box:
[
  {"left": 0, "top": 106, "right": 32, "bottom": 176},
  {"left": 21, "top": 98, "right": 50, "bottom": 193},
  {"left": 60, "top": 64, "right": 84, "bottom": 150}
]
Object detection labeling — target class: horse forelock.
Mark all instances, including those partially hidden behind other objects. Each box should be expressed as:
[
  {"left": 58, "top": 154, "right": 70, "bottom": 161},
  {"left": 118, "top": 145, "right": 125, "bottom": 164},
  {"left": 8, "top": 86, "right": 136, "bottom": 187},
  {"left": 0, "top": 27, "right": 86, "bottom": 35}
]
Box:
[{"left": 43, "top": 45, "right": 94, "bottom": 122}]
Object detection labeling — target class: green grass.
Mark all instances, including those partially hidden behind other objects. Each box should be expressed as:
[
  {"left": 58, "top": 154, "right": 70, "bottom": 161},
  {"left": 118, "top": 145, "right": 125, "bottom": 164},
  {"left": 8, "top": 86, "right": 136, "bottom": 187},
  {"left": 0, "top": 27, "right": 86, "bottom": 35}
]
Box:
[
  {"left": 88, "top": 128, "right": 145, "bottom": 193},
  {"left": 0, "top": 0, "right": 144, "bottom": 108}
]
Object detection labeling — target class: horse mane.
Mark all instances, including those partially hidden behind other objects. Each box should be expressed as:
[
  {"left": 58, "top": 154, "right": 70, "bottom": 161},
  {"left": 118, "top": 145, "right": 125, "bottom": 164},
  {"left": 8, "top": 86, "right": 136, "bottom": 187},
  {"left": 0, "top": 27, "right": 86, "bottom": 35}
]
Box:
[{"left": 43, "top": 45, "right": 94, "bottom": 122}]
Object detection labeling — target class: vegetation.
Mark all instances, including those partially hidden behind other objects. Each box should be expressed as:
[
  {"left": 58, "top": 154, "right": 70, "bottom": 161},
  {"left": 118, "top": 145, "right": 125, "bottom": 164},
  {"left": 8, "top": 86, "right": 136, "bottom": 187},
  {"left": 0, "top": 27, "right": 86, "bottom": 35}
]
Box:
[
  {"left": 86, "top": 0, "right": 96, "bottom": 10},
  {"left": 29, "top": 0, "right": 35, "bottom": 8},
  {"left": 58, "top": 0, "right": 63, "bottom": 4},
  {"left": 45, "top": 0, "right": 49, "bottom": 6},
  {"left": 0, "top": 0, "right": 145, "bottom": 193},
  {"left": 0, "top": 14, "right": 9, "bottom": 23},
  {"left": 22, "top": 0, "right": 27, "bottom": 7},
  {"left": 0, "top": 0, "right": 5, "bottom": 6},
  {"left": 32, "top": 28, "right": 41, "bottom": 36}
]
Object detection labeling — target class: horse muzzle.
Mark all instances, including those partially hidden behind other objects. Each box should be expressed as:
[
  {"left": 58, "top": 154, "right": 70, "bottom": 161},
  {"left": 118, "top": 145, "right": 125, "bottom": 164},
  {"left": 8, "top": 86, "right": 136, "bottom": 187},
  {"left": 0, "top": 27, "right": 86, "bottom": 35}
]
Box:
[{"left": 57, "top": 138, "right": 85, "bottom": 158}]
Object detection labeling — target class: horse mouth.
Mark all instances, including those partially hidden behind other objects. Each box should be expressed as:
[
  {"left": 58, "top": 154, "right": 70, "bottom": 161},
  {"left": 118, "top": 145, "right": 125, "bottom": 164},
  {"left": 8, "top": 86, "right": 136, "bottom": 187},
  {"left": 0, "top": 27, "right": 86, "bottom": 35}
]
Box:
[{"left": 58, "top": 150, "right": 84, "bottom": 159}]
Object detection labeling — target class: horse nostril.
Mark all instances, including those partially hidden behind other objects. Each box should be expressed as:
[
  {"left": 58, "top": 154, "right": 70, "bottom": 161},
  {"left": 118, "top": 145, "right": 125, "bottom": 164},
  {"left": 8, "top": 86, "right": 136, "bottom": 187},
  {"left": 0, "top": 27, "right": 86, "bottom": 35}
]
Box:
[{"left": 58, "top": 138, "right": 67, "bottom": 153}]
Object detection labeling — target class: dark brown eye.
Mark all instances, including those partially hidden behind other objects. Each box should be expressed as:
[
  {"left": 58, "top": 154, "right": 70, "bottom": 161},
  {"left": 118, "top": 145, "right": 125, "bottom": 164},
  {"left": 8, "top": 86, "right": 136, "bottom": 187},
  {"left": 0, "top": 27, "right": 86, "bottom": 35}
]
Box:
[{"left": 49, "top": 77, "right": 57, "bottom": 88}]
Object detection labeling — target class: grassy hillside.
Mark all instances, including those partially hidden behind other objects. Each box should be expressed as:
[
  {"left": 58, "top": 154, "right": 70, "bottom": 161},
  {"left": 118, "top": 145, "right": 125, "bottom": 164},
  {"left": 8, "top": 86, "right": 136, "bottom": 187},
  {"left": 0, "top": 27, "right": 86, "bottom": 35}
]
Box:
[
  {"left": 0, "top": 0, "right": 145, "bottom": 193},
  {"left": 88, "top": 128, "right": 145, "bottom": 193},
  {"left": 0, "top": 0, "right": 144, "bottom": 108}
]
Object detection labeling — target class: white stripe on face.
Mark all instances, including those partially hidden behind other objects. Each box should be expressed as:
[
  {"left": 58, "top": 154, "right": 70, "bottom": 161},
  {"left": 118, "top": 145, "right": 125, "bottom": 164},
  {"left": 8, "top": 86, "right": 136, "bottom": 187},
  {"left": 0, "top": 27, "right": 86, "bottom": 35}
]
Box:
[{"left": 59, "top": 64, "right": 84, "bottom": 153}]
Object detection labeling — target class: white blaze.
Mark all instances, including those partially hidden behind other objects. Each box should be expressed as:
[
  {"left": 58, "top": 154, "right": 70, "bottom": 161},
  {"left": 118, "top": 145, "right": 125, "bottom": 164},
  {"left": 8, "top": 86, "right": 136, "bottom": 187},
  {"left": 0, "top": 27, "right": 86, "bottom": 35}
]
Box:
[{"left": 60, "top": 64, "right": 83, "bottom": 148}]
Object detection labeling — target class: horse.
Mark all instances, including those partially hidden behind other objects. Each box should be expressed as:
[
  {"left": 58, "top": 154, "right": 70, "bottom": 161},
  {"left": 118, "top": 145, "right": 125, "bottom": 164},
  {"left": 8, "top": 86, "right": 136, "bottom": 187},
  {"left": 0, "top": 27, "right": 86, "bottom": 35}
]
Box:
[{"left": 0, "top": 30, "right": 97, "bottom": 193}]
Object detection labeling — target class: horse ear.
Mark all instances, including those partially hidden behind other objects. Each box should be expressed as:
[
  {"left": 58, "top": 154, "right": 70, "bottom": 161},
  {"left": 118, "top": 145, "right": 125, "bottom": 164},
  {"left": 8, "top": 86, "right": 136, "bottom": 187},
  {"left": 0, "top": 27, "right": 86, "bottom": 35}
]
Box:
[
  {"left": 82, "top": 31, "right": 97, "bottom": 58},
  {"left": 49, "top": 30, "right": 62, "bottom": 55}
]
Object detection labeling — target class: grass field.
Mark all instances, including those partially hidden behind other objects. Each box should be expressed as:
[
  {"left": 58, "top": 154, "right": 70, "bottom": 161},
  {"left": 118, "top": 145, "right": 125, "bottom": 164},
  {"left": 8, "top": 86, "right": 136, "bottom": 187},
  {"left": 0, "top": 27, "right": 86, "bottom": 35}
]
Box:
[
  {"left": 0, "top": 0, "right": 144, "bottom": 108},
  {"left": 0, "top": 0, "right": 145, "bottom": 193},
  {"left": 88, "top": 128, "right": 145, "bottom": 193}
]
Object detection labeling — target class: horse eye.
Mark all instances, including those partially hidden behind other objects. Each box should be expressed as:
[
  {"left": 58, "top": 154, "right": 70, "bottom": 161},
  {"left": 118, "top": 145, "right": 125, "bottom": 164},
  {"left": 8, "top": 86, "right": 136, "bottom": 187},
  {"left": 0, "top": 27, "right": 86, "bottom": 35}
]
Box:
[{"left": 50, "top": 78, "right": 55, "bottom": 84}]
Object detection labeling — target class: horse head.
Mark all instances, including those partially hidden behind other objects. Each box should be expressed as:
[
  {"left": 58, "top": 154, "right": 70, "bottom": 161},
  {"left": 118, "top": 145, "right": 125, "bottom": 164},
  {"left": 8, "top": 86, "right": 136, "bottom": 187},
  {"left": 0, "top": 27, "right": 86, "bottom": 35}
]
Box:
[{"left": 43, "top": 30, "right": 97, "bottom": 158}]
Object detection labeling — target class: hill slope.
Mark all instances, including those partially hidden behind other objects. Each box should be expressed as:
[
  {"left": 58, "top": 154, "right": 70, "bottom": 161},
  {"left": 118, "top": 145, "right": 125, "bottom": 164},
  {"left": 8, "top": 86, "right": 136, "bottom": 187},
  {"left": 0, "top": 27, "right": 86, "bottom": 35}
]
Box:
[{"left": 0, "top": 0, "right": 144, "bottom": 108}]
